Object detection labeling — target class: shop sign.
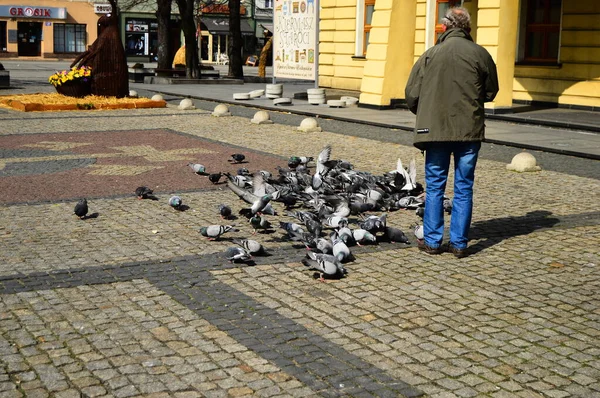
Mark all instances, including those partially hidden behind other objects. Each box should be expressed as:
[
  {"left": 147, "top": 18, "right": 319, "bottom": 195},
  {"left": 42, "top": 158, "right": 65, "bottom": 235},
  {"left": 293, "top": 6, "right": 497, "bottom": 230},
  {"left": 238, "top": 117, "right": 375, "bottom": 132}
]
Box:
[
  {"left": 0, "top": 6, "right": 67, "bottom": 19},
  {"left": 94, "top": 4, "right": 112, "bottom": 14},
  {"left": 273, "top": 0, "right": 317, "bottom": 81}
]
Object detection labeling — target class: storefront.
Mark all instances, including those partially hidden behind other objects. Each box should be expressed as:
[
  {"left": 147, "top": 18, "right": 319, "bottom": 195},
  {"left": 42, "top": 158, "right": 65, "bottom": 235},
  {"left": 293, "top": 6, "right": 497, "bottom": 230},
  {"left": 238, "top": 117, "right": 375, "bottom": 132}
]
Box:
[
  {"left": 119, "top": 11, "right": 181, "bottom": 63},
  {"left": 199, "top": 17, "right": 254, "bottom": 64},
  {"left": 0, "top": 1, "right": 100, "bottom": 58}
]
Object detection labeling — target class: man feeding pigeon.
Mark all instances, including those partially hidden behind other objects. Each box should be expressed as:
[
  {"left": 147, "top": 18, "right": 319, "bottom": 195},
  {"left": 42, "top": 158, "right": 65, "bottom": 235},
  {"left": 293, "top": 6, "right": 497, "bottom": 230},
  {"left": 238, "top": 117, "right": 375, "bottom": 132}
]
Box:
[{"left": 405, "top": 7, "right": 498, "bottom": 258}]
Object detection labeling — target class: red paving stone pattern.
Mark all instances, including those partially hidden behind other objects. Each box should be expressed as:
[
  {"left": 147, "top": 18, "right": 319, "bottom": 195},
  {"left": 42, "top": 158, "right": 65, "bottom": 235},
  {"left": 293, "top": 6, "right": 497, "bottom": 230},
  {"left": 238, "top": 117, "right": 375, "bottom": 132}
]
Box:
[{"left": 0, "top": 129, "right": 286, "bottom": 204}]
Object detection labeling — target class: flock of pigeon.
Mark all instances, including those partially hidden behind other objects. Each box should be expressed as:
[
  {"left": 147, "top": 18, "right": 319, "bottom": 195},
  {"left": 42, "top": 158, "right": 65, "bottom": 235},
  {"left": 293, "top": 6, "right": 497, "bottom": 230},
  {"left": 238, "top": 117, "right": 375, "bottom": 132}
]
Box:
[{"left": 74, "top": 146, "right": 448, "bottom": 280}]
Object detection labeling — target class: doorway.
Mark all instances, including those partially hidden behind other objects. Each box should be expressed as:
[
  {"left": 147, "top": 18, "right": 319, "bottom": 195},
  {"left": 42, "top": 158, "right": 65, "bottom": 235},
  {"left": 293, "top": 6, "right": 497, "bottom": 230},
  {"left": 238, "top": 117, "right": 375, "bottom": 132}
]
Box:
[{"left": 17, "top": 22, "right": 42, "bottom": 56}]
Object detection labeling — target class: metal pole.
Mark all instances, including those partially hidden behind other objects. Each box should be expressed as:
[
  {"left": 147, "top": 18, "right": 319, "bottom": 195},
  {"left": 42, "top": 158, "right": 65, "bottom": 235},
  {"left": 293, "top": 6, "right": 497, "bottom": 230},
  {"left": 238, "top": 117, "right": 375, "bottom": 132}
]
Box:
[
  {"left": 272, "top": 0, "right": 276, "bottom": 84},
  {"left": 314, "top": 0, "right": 319, "bottom": 88}
]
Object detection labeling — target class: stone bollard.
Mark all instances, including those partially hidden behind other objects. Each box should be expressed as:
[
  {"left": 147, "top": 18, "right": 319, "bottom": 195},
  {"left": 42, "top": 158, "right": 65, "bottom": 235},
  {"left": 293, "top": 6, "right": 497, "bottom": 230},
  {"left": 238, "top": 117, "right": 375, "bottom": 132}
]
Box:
[
  {"left": 178, "top": 98, "right": 196, "bottom": 110},
  {"left": 297, "top": 117, "right": 322, "bottom": 133},
  {"left": 251, "top": 110, "right": 273, "bottom": 124},
  {"left": 506, "top": 152, "right": 542, "bottom": 172},
  {"left": 212, "top": 104, "right": 231, "bottom": 117},
  {"left": 151, "top": 94, "right": 164, "bottom": 101}
]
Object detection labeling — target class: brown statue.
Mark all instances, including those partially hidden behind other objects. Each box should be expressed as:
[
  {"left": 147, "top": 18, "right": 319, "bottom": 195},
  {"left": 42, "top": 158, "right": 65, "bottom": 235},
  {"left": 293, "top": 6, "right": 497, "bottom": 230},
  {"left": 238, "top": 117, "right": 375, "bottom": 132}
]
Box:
[{"left": 71, "top": 0, "right": 128, "bottom": 98}]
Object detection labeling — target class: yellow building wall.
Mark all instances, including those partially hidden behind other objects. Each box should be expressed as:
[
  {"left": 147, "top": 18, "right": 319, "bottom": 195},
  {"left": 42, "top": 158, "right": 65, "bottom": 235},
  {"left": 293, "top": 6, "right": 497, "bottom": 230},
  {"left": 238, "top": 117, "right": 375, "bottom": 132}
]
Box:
[
  {"left": 513, "top": 1, "right": 600, "bottom": 107},
  {"left": 318, "top": 0, "right": 364, "bottom": 91},
  {"left": 0, "top": 0, "right": 99, "bottom": 58}
]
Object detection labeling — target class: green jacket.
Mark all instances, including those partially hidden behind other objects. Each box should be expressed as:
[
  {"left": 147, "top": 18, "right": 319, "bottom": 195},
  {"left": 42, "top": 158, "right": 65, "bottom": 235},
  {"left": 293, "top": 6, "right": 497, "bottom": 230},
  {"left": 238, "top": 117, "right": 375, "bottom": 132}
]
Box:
[{"left": 405, "top": 28, "right": 499, "bottom": 150}]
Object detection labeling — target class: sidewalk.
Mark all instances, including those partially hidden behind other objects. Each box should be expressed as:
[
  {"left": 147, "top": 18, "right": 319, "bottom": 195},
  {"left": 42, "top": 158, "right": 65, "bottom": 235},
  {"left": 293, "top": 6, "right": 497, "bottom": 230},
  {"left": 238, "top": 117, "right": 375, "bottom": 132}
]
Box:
[
  {"left": 135, "top": 64, "right": 600, "bottom": 160},
  {"left": 1, "top": 60, "right": 599, "bottom": 159}
]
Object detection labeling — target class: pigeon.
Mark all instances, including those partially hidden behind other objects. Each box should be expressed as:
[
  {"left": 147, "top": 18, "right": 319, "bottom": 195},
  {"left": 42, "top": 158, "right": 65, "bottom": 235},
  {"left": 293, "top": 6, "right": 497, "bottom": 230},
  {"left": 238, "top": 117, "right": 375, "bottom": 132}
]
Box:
[
  {"left": 383, "top": 226, "right": 410, "bottom": 244},
  {"left": 279, "top": 221, "right": 305, "bottom": 236},
  {"left": 316, "top": 237, "right": 333, "bottom": 255},
  {"left": 218, "top": 204, "right": 232, "bottom": 219},
  {"left": 237, "top": 167, "right": 251, "bottom": 176},
  {"left": 224, "top": 247, "right": 252, "bottom": 263},
  {"left": 239, "top": 194, "right": 274, "bottom": 218},
  {"left": 324, "top": 216, "right": 348, "bottom": 229},
  {"left": 250, "top": 215, "right": 272, "bottom": 234},
  {"left": 229, "top": 153, "right": 246, "bottom": 163},
  {"left": 168, "top": 196, "right": 183, "bottom": 210},
  {"left": 188, "top": 163, "right": 208, "bottom": 175},
  {"left": 331, "top": 232, "right": 351, "bottom": 263},
  {"left": 74, "top": 199, "right": 88, "bottom": 219},
  {"left": 413, "top": 224, "right": 424, "bottom": 240},
  {"left": 233, "top": 238, "right": 266, "bottom": 255},
  {"left": 337, "top": 226, "right": 353, "bottom": 244},
  {"left": 135, "top": 186, "right": 153, "bottom": 199},
  {"left": 208, "top": 172, "right": 223, "bottom": 184},
  {"left": 395, "top": 158, "right": 417, "bottom": 192},
  {"left": 352, "top": 228, "right": 377, "bottom": 245},
  {"left": 359, "top": 213, "right": 387, "bottom": 234},
  {"left": 302, "top": 252, "right": 347, "bottom": 280},
  {"left": 312, "top": 145, "right": 333, "bottom": 190},
  {"left": 443, "top": 196, "right": 453, "bottom": 214},
  {"left": 199, "top": 225, "right": 238, "bottom": 240}
]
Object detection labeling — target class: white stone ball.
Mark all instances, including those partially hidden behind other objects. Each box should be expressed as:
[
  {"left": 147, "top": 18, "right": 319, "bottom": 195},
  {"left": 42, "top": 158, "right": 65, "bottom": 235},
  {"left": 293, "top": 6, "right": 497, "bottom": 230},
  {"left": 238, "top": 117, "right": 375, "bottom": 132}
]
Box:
[
  {"left": 212, "top": 103, "right": 231, "bottom": 117},
  {"left": 178, "top": 98, "right": 194, "bottom": 110},
  {"left": 151, "top": 94, "right": 164, "bottom": 101},
  {"left": 300, "top": 117, "right": 318, "bottom": 129},
  {"left": 506, "top": 152, "right": 541, "bottom": 172},
  {"left": 129, "top": 90, "right": 138, "bottom": 98},
  {"left": 252, "top": 110, "right": 271, "bottom": 123}
]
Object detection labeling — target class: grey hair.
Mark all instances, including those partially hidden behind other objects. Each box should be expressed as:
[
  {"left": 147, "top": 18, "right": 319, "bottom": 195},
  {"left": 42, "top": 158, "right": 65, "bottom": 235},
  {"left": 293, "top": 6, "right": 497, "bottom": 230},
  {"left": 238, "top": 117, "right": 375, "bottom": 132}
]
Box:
[{"left": 441, "top": 7, "right": 471, "bottom": 30}]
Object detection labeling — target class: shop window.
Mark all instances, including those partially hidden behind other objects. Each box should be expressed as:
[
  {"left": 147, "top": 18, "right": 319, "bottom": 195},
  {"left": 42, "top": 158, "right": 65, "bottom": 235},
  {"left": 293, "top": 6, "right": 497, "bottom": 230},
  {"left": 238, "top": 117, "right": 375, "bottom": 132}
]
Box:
[
  {"left": 435, "top": 0, "right": 461, "bottom": 42},
  {"left": 523, "top": 0, "right": 562, "bottom": 63},
  {"left": 53, "top": 24, "right": 86, "bottom": 53}
]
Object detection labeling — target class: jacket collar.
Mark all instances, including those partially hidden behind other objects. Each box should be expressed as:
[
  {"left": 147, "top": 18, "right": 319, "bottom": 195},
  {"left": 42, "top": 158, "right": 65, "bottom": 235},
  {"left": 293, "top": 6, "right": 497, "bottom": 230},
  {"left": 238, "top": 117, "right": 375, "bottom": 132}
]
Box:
[{"left": 436, "top": 27, "right": 474, "bottom": 45}]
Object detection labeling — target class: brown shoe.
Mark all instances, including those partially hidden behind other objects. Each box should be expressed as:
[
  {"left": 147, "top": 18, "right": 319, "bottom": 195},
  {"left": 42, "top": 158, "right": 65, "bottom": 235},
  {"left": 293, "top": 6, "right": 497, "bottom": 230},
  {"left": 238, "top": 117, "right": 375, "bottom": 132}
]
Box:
[
  {"left": 417, "top": 240, "right": 443, "bottom": 255},
  {"left": 447, "top": 244, "right": 468, "bottom": 258}
]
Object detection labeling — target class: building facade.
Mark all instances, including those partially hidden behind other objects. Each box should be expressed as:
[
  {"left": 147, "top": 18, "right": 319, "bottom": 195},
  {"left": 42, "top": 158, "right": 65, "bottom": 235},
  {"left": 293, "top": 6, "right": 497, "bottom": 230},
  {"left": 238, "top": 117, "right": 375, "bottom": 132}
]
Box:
[
  {"left": 0, "top": 0, "right": 102, "bottom": 59},
  {"left": 320, "top": 0, "right": 600, "bottom": 110}
]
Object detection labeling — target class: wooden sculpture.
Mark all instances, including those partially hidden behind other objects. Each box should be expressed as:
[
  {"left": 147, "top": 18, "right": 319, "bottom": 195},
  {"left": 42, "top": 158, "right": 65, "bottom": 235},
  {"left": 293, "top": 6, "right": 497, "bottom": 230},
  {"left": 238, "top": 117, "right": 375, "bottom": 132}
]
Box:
[{"left": 70, "top": 0, "right": 129, "bottom": 98}]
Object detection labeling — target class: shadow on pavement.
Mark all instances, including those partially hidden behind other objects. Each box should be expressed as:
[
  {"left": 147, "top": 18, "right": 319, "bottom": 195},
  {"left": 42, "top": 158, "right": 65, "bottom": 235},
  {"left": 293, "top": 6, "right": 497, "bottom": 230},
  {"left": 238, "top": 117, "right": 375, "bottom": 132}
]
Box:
[{"left": 469, "top": 210, "right": 560, "bottom": 255}]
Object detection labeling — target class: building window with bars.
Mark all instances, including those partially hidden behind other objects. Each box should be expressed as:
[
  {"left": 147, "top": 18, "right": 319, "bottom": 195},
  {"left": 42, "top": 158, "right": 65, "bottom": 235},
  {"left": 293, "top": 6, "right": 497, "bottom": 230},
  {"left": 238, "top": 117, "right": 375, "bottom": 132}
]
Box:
[{"left": 53, "top": 24, "right": 87, "bottom": 53}]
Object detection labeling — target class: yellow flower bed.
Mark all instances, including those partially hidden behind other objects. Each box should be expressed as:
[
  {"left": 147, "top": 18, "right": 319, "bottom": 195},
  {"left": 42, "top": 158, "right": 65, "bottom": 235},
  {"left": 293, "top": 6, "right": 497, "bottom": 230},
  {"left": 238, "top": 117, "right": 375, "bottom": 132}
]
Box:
[{"left": 0, "top": 93, "right": 166, "bottom": 112}]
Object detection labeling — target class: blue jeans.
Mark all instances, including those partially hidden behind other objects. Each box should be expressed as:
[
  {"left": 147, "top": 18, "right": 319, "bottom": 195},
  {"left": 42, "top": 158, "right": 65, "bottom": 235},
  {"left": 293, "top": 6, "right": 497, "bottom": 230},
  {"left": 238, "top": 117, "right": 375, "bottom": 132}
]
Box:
[{"left": 423, "top": 142, "right": 481, "bottom": 249}]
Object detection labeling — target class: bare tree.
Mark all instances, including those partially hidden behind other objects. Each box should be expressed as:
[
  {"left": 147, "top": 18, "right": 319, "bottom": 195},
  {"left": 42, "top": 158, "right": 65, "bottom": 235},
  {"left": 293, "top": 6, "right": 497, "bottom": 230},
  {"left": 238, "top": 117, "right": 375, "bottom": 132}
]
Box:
[
  {"left": 156, "top": 0, "right": 173, "bottom": 71},
  {"left": 176, "top": 0, "right": 200, "bottom": 78},
  {"left": 227, "top": 0, "right": 243, "bottom": 79}
]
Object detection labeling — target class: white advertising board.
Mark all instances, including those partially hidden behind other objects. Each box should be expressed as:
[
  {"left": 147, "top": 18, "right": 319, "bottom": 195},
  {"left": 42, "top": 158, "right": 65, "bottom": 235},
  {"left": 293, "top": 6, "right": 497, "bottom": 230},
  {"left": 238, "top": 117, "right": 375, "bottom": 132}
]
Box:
[{"left": 273, "top": 0, "right": 317, "bottom": 80}]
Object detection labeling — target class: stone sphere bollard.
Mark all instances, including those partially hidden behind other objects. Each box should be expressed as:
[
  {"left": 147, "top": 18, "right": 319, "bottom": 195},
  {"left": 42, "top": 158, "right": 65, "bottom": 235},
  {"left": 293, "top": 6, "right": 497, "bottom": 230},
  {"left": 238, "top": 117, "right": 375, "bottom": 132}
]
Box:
[
  {"left": 178, "top": 98, "right": 195, "bottom": 110},
  {"left": 297, "top": 117, "right": 322, "bottom": 133},
  {"left": 129, "top": 90, "right": 138, "bottom": 98},
  {"left": 151, "top": 94, "right": 164, "bottom": 101},
  {"left": 212, "top": 103, "right": 231, "bottom": 117},
  {"left": 506, "top": 152, "right": 542, "bottom": 172},
  {"left": 251, "top": 110, "right": 273, "bottom": 124}
]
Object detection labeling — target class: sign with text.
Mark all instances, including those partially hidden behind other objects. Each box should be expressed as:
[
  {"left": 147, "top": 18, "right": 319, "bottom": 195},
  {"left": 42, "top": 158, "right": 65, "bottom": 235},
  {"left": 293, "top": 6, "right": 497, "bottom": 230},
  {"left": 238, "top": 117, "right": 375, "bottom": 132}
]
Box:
[
  {"left": 0, "top": 6, "right": 66, "bottom": 19},
  {"left": 273, "top": 0, "right": 317, "bottom": 80}
]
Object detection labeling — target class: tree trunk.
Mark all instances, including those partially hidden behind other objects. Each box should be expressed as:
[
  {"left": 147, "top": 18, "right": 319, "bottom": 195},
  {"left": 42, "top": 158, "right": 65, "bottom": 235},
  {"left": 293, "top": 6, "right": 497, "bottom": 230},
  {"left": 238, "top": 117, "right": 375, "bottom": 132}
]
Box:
[
  {"left": 258, "top": 36, "right": 272, "bottom": 78},
  {"left": 227, "top": 0, "right": 243, "bottom": 79},
  {"left": 156, "top": 0, "right": 172, "bottom": 70},
  {"left": 176, "top": 0, "right": 199, "bottom": 78}
]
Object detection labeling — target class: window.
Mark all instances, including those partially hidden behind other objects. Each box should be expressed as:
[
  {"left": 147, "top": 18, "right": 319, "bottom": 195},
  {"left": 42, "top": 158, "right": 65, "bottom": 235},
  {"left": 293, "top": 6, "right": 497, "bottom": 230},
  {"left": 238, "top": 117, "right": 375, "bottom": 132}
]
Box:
[
  {"left": 264, "top": 0, "right": 273, "bottom": 8},
  {"left": 435, "top": 0, "right": 461, "bottom": 42},
  {"left": 53, "top": 24, "right": 86, "bottom": 53},
  {"left": 524, "top": 0, "right": 561, "bottom": 62},
  {"left": 363, "top": 0, "right": 375, "bottom": 55}
]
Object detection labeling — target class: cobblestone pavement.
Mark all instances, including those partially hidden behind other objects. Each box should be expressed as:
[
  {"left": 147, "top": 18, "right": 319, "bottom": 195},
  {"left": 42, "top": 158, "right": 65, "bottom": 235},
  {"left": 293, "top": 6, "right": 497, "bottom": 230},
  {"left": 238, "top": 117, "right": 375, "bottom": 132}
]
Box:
[{"left": 0, "top": 99, "right": 599, "bottom": 397}]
